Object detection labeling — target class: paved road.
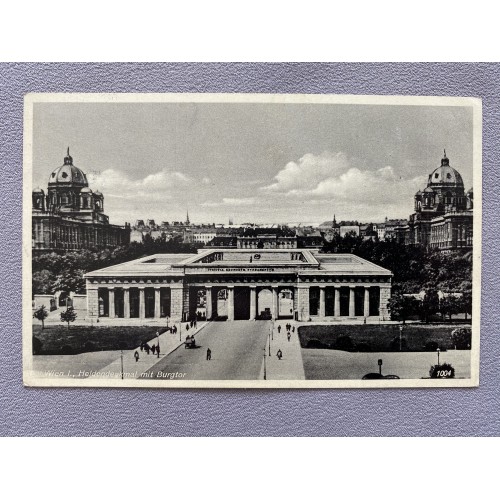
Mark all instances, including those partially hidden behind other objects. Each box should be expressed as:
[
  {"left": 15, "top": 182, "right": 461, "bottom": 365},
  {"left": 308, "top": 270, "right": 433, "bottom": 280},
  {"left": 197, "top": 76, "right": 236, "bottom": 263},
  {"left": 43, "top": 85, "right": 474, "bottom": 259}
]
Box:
[{"left": 146, "top": 321, "right": 270, "bottom": 380}]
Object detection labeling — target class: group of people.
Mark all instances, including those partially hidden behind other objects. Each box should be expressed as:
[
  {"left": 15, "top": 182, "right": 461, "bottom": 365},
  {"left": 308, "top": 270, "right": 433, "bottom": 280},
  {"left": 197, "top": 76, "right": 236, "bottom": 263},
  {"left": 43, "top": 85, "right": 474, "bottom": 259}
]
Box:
[
  {"left": 277, "top": 322, "right": 294, "bottom": 342},
  {"left": 139, "top": 340, "right": 160, "bottom": 356}
]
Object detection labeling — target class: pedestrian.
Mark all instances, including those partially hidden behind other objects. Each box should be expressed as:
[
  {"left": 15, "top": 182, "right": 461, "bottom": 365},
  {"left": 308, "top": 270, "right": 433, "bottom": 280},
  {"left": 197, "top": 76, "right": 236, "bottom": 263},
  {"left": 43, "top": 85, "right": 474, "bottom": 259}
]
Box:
[
  {"left": 151, "top": 344, "right": 156, "bottom": 355},
  {"left": 277, "top": 325, "right": 281, "bottom": 334},
  {"left": 287, "top": 332, "right": 291, "bottom": 342},
  {"left": 145, "top": 344, "right": 150, "bottom": 355},
  {"left": 140, "top": 341, "right": 144, "bottom": 352},
  {"left": 134, "top": 351, "right": 139, "bottom": 362},
  {"left": 186, "top": 324, "right": 190, "bottom": 332},
  {"left": 206, "top": 348, "right": 211, "bottom": 361},
  {"left": 194, "top": 319, "right": 197, "bottom": 329},
  {"left": 277, "top": 349, "right": 282, "bottom": 360},
  {"left": 156, "top": 343, "right": 160, "bottom": 357},
  {"left": 292, "top": 326, "right": 295, "bottom": 333}
]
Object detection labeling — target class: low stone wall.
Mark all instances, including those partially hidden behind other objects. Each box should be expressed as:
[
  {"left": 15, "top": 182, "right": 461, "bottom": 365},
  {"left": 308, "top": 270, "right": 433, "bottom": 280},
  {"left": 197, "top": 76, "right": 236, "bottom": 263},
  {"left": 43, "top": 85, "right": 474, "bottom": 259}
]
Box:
[
  {"left": 34, "top": 295, "right": 56, "bottom": 311},
  {"left": 72, "top": 294, "right": 87, "bottom": 310}
]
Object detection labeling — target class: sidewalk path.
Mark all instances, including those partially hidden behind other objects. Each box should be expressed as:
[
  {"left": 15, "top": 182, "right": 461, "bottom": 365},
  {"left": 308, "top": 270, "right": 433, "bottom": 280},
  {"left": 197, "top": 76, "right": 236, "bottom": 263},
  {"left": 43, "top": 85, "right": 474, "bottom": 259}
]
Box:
[
  {"left": 88, "top": 322, "right": 208, "bottom": 379},
  {"left": 261, "top": 320, "right": 306, "bottom": 380}
]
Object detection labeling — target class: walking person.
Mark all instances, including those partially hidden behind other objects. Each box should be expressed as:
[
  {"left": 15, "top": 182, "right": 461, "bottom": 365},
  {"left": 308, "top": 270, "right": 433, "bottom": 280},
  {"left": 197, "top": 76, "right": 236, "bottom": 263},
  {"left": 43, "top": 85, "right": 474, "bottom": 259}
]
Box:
[
  {"left": 134, "top": 351, "right": 139, "bottom": 362},
  {"left": 276, "top": 349, "right": 282, "bottom": 360},
  {"left": 277, "top": 325, "right": 281, "bottom": 334},
  {"left": 151, "top": 344, "right": 156, "bottom": 355},
  {"left": 156, "top": 342, "right": 160, "bottom": 357},
  {"left": 287, "top": 331, "right": 291, "bottom": 342},
  {"left": 144, "top": 344, "right": 150, "bottom": 355},
  {"left": 206, "top": 348, "right": 212, "bottom": 361}
]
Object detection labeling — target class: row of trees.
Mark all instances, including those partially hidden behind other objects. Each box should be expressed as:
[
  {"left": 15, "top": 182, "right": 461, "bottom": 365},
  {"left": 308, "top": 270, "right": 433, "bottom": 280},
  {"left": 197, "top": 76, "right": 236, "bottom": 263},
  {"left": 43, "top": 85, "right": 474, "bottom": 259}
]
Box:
[
  {"left": 321, "top": 232, "right": 472, "bottom": 295},
  {"left": 32, "top": 235, "right": 200, "bottom": 296},
  {"left": 387, "top": 290, "right": 472, "bottom": 324}
]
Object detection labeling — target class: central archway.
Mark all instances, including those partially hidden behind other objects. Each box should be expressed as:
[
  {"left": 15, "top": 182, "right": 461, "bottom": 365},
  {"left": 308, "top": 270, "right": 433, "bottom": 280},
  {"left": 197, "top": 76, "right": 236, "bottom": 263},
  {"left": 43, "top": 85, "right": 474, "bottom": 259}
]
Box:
[
  {"left": 278, "top": 288, "right": 294, "bottom": 318},
  {"left": 257, "top": 288, "right": 273, "bottom": 319}
]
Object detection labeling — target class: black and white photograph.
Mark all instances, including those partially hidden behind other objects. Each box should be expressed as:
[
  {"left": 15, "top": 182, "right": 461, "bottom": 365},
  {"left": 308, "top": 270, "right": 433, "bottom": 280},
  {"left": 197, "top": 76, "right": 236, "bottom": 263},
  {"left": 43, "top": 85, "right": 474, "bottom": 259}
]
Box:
[{"left": 23, "top": 93, "right": 481, "bottom": 388}]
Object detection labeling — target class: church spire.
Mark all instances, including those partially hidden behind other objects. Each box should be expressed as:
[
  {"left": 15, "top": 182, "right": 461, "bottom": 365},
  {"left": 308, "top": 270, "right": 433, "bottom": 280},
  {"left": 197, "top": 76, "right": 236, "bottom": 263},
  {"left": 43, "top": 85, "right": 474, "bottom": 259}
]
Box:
[
  {"left": 186, "top": 209, "right": 190, "bottom": 225},
  {"left": 441, "top": 149, "right": 449, "bottom": 166},
  {"left": 63, "top": 147, "right": 73, "bottom": 165}
]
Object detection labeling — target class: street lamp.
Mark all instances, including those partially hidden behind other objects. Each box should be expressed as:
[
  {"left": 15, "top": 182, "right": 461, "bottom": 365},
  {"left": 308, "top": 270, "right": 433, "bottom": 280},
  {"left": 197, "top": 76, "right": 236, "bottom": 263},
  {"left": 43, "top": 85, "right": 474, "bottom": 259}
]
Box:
[
  {"left": 437, "top": 348, "right": 441, "bottom": 366},
  {"left": 268, "top": 332, "right": 271, "bottom": 356},
  {"left": 263, "top": 350, "right": 267, "bottom": 380},
  {"left": 120, "top": 349, "right": 124, "bottom": 380}
]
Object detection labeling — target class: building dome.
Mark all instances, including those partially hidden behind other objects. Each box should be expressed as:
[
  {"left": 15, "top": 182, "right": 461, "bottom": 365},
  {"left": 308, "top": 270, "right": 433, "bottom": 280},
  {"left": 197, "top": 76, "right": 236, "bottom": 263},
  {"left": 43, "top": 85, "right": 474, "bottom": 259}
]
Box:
[
  {"left": 80, "top": 187, "right": 92, "bottom": 193},
  {"left": 94, "top": 190, "right": 102, "bottom": 197},
  {"left": 32, "top": 187, "right": 44, "bottom": 193},
  {"left": 427, "top": 151, "right": 464, "bottom": 188},
  {"left": 423, "top": 186, "right": 434, "bottom": 193},
  {"left": 48, "top": 148, "right": 88, "bottom": 187}
]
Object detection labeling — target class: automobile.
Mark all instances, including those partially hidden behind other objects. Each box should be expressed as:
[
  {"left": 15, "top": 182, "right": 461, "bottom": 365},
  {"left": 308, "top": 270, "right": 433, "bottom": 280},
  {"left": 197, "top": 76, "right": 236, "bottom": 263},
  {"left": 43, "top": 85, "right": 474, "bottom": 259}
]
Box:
[{"left": 362, "top": 373, "right": 400, "bottom": 380}]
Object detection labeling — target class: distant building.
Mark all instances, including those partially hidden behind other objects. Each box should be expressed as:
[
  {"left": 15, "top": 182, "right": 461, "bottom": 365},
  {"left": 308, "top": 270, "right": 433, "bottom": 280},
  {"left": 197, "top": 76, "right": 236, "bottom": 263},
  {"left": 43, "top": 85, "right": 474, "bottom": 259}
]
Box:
[
  {"left": 394, "top": 152, "right": 473, "bottom": 251},
  {"left": 32, "top": 149, "right": 130, "bottom": 253}
]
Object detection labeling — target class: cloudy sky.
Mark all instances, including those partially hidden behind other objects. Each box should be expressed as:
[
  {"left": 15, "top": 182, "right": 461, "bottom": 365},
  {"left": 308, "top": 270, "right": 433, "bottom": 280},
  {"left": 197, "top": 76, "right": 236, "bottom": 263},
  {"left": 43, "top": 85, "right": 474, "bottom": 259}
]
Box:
[{"left": 31, "top": 100, "right": 474, "bottom": 226}]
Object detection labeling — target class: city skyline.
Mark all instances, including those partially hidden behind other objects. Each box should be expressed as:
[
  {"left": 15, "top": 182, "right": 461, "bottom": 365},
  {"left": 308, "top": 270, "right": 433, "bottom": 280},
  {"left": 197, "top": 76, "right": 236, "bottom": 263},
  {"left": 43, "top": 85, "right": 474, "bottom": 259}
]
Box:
[{"left": 31, "top": 100, "right": 474, "bottom": 226}]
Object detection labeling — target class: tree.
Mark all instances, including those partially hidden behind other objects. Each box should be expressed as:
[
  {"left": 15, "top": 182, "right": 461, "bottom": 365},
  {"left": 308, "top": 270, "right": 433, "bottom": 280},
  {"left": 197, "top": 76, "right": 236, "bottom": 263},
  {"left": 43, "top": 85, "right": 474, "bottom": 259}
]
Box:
[
  {"left": 461, "top": 290, "right": 473, "bottom": 320},
  {"left": 387, "top": 294, "right": 419, "bottom": 324},
  {"left": 439, "top": 295, "right": 462, "bottom": 321},
  {"left": 60, "top": 306, "right": 77, "bottom": 329},
  {"left": 32, "top": 270, "right": 54, "bottom": 295},
  {"left": 33, "top": 305, "right": 48, "bottom": 329},
  {"left": 419, "top": 287, "right": 440, "bottom": 323},
  {"left": 52, "top": 269, "right": 86, "bottom": 295}
]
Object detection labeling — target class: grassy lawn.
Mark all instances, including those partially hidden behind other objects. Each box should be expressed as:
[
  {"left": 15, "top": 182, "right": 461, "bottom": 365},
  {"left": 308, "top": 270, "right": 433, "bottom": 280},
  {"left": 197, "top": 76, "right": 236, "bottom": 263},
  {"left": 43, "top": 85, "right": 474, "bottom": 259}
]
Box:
[
  {"left": 297, "top": 323, "right": 471, "bottom": 353},
  {"left": 32, "top": 325, "right": 168, "bottom": 355}
]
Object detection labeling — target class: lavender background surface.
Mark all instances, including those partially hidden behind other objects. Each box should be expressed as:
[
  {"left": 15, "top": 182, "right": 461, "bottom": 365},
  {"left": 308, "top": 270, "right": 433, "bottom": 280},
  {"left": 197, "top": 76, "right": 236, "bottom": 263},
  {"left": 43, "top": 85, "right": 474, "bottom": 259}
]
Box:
[{"left": 1, "top": 63, "right": 498, "bottom": 436}]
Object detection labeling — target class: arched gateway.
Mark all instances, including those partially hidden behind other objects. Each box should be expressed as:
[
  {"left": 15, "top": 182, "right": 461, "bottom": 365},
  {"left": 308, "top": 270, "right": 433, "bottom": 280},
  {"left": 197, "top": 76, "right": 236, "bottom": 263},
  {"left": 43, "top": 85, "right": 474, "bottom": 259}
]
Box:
[{"left": 85, "top": 249, "right": 392, "bottom": 322}]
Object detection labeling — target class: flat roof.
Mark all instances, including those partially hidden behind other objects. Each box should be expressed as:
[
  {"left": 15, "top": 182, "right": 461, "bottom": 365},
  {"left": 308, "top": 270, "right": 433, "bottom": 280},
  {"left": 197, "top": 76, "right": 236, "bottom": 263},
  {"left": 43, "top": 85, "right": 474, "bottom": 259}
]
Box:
[{"left": 85, "top": 249, "right": 391, "bottom": 278}]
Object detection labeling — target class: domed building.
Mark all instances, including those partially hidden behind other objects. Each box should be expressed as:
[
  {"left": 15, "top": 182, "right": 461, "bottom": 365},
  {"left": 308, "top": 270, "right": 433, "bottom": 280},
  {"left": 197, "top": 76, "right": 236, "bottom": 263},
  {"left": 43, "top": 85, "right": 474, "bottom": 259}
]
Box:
[
  {"left": 32, "top": 149, "right": 130, "bottom": 252},
  {"left": 395, "top": 152, "right": 473, "bottom": 250}
]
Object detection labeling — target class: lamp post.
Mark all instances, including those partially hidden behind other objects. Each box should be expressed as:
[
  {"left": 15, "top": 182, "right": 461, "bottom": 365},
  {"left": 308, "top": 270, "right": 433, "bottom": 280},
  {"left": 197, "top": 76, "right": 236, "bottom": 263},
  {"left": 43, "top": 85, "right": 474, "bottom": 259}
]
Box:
[
  {"left": 437, "top": 348, "right": 441, "bottom": 366},
  {"left": 268, "top": 332, "right": 271, "bottom": 356},
  {"left": 263, "top": 350, "right": 267, "bottom": 380},
  {"left": 120, "top": 349, "right": 124, "bottom": 380}
]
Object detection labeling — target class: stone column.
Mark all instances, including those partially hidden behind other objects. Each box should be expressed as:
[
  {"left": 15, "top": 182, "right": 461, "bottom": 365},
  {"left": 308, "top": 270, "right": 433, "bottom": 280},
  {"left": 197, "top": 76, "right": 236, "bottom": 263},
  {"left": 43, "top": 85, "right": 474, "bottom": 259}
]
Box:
[
  {"left": 170, "top": 285, "right": 184, "bottom": 321},
  {"left": 227, "top": 286, "right": 234, "bottom": 321},
  {"left": 139, "top": 287, "right": 145, "bottom": 319},
  {"left": 86, "top": 286, "right": 99, "bottom": 319},
  {"left": 108, "top": 288, "right": 115, "bottom": 318},
  {"left": 206, "top": 286, "right": 212, "bottom": 320},
  {"left": 334, "top": 286, "right": 340, "bottom": 317},
  {"left": 249, "top": 286, "right": 256, "bottom": 320},
  {"left": 154, "top": 288, "right": 161, "bottom": 318},
  {"left": 349, "top": 286, "right": 356, "bottom": 317},
  {"left": 379, "top": 285, "right": 391, "bottom": 320},
  {"left": 319, "top": 286, "right": 326, "bottom": 317},
  {"left": 123, "top": 288, "right": 130, "bottom": 319},
  {"left": 272, "top": 286, "right": 278, "bottom": 319},
  {"left": 364, "top": 287, "right": 370, "bottom": 317}
]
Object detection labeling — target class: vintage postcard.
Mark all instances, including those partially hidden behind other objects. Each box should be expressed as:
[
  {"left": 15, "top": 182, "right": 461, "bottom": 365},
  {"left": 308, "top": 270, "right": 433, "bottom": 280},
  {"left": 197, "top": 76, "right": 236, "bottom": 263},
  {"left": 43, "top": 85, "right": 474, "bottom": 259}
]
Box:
[{"left": 23, "top": 93, "right": 481, "bottom": 388}]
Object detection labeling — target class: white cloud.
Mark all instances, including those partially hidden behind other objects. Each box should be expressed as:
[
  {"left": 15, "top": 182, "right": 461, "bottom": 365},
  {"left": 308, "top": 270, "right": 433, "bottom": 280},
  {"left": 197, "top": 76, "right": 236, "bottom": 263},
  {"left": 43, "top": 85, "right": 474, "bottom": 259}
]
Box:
[
  {"left": 87, "top": 168, "right": 191, "bottom": 199},
  {"left": 201, "top": 197, "right": 256, "bottom": 207},
  {"left": 261, "top": 152, "right": 426, "bottom": 206},
  {"left": 262, "top": 151, "right": 350, "bottom": 193}
]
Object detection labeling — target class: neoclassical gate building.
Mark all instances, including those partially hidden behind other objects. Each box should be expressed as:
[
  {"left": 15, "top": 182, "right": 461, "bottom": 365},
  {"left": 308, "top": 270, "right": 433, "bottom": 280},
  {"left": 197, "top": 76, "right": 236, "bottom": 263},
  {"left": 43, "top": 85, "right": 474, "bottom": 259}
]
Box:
[{"left": 84, "top": 249, "right": 392, "bottom": 322}]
